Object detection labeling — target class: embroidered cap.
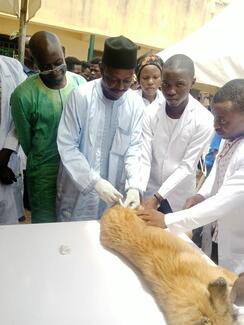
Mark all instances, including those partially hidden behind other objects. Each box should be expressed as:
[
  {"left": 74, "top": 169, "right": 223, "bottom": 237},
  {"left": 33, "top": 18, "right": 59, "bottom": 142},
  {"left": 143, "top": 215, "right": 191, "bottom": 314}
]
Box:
[{"left": 102, "top": 35, "right": 137, "bottom": 69}]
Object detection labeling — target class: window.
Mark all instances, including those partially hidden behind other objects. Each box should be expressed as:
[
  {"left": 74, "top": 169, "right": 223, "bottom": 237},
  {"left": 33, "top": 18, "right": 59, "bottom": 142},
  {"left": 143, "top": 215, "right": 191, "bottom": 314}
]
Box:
[{"left": 0, "top": 34, "right": 18, "bottom": 58}]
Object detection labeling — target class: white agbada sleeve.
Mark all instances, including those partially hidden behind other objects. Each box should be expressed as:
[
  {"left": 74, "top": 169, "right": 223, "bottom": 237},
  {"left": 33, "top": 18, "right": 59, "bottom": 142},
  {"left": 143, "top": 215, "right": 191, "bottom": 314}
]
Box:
[{"left": 57, "top": 87, "right": 101, "bottom": 194}]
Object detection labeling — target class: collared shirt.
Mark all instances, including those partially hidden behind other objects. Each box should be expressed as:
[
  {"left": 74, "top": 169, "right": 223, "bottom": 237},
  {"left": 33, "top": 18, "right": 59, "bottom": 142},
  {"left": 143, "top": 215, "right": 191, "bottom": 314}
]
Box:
[
  {"left": 135, "top": 88, "right": 164, "bottom": 109},
  {"left": 211, "top": 137, "right": 244, "bottom": 243},
  {"left": 213, "top": 138, "right": 243, "bottom": 191}
]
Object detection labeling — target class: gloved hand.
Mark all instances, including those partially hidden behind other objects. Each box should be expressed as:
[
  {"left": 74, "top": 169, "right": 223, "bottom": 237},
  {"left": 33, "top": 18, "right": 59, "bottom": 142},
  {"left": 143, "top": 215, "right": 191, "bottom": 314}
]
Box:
[
  {"left": 95, "top": 179, "right": 123, "bottom": 205},
  {"left": 0, "top": 166, "right": 17, "bottom": 185},
  {"left": 124, "top": 189, "right": 140, "bottom": 209}
]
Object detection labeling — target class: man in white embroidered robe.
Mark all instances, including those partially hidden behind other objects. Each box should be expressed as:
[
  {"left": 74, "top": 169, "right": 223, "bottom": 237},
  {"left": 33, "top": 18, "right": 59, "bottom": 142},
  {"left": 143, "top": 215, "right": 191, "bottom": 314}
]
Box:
[{"left": 57, "top": 36, "right": 144, "bottom": 220}]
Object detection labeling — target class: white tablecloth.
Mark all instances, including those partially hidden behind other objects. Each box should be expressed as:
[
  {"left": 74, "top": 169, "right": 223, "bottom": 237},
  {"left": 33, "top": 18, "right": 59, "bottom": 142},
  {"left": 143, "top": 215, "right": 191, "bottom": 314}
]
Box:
[
  {"left": 0, "top": 221, "right": 166, "bottom": 325},
  {"left": 1, "top": 221, "right": 242, "bottom": 324}
]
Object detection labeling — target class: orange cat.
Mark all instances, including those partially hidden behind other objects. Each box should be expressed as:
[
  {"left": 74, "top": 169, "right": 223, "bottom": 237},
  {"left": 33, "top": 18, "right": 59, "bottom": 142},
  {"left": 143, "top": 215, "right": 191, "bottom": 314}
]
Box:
[{"left": 100, "top": 205, "right": 239, "bottom": 325}]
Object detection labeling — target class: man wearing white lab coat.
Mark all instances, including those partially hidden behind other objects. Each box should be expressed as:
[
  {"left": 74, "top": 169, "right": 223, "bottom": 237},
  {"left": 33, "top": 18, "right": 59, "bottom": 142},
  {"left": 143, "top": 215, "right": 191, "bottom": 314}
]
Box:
[
  {"left": 137, "top": 79, "right": 244, "bottom": 273},
  {"left": 0, "top": 56, "right": 26, "bottom": 224},
  {"left": 56, "top": 36, "right": 144, "bottom": 220},
  {"left": 141, "top": 54, "right": 214, "bottom": 212}
]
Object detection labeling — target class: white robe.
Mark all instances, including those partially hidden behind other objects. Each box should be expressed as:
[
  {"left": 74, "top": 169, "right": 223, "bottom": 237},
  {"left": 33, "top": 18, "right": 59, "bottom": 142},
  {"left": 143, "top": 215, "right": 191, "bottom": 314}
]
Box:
[
  {"left": 0, "top": 56, "right": 26, "bottom": 224},
  {"left": 56, "top": 79, "right": 144, "bottom": 220},
  {"left": 141, "top": 94, "right": 214, "bottom": 211},
  {"left": 165, "top": 139, "right": 244, "bottom": 273}
]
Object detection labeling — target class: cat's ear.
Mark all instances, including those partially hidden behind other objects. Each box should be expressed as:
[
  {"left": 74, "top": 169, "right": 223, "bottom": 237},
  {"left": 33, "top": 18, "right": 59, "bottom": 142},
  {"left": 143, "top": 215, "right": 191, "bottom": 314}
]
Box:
[{"left": 208, "top": 277, "right": 230, "bottom": 314}]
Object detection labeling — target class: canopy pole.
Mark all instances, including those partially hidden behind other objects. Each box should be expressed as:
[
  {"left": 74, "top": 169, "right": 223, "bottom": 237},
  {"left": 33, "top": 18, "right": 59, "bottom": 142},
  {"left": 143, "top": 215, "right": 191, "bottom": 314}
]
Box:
[
  {"left": 18, "top": 0, "right": 28, "bottom": 64},
  {"left": 87, "top": 34, "right": 95, "bottom": 61}
]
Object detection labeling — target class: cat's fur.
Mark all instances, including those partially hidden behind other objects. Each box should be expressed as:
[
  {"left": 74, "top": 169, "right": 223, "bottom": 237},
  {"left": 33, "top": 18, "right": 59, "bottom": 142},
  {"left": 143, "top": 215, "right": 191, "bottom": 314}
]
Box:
[{"left": 100, "top": 205, "right": 239, "bottom": 325}]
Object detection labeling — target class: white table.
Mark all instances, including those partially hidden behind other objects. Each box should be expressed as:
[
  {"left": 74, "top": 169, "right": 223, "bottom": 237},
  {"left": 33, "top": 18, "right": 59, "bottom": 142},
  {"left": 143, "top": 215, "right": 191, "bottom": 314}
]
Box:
[{"left": 0, "top": 221, "right": 167, "bottom": 325}]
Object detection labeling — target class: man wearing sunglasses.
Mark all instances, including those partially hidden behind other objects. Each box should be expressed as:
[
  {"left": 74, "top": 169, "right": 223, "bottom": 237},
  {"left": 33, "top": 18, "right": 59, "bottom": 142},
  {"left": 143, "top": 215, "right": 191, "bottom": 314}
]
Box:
[
  {"left": 56, "top": 35, "right": 144, "bottom": 221},
  {"left": 11, "top": 31, "right": 86, "bottom": 223}
]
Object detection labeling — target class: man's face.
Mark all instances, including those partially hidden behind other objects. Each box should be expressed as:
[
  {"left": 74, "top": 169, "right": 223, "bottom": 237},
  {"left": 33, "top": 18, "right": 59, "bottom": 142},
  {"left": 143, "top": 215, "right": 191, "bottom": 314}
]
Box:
[
  {"left": 71, "top": 64, "right": 82, "bottom": 75},
  {"left": 212, "top": 101, "right": 244, "bottom": 140},
  {"left": 81, "top": 67, "right": 90, "bottom": 80},
  {"left": 101, "top": 65, "right": 134, "bottom": 100},
  {"left": 139, "top": 65, "right": 162, "bottom": 99},
  {"left": 90, "top": 64, "right": 101, "bottom": 80},
  {"left": 37, "top": 46, "right": 66, "bottom": 86},
  {"left": 161, "top": 68, "right": 194, "bottom": 109}
]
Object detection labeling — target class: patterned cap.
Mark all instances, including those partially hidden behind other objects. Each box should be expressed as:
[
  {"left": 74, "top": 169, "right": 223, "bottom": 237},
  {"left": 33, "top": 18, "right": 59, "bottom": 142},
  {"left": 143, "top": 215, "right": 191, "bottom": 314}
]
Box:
[{"left": 136, "top": 55, "right": 164, "bottom": 79}]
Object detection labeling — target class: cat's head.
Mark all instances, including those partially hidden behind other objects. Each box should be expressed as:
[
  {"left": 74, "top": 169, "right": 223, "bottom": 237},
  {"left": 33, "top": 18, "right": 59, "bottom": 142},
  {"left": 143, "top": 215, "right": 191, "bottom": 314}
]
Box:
[{"left": 192, "top": 277, "right": 238, "bottom": 325}]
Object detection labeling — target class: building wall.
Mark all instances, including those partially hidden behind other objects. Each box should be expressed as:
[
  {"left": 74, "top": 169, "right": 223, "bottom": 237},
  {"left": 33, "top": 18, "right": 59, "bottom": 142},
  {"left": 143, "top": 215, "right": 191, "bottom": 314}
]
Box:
[
  {"left": 31, "top": 0, "right": 228, "bottom": 49},
  {"left": 0, "top": 15, "right": 156, "bottom": 60},
  {"left": 0, "top": 1, "right": 230, "bottom": 60}
]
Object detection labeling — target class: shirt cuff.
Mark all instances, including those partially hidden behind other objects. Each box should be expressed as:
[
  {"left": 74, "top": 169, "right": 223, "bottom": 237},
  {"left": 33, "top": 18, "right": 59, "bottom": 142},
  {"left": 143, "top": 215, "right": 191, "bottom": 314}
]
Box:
[
  {"left": 165, "top": 210, "right": 200, "bottom": 234},
  {"left": 125, "top": 177, "right": 141, "bottom": 192},
  {"left": 197, "top": 188, "right": 209, "bottom": 199},
  {"left": 81, "top": 172, "right": 101, "bottom": 195},
  {"left": 157, "top": 185, "right": 170, "bottom": 200}
]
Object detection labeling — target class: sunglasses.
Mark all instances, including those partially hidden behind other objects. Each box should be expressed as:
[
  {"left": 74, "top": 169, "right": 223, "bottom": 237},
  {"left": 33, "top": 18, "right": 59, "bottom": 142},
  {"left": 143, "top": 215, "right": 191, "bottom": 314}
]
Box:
[{"left": 39, "top": 63, "right": 66, "bottom": 75}]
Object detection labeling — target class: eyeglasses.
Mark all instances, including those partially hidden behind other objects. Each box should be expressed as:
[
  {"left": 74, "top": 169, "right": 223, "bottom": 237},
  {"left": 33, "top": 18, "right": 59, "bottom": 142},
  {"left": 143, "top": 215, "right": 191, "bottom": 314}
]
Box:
[
  {"left": 39, "top": 63, "right": 66, "bottom": 75},
  {"left": 103, "top": 74, "right": 133, "bottom": 87}
]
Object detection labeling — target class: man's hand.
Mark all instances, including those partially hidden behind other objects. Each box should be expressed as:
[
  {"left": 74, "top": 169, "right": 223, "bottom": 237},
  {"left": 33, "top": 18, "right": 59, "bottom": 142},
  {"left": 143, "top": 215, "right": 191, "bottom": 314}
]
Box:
[
  {"left": 142, "top": 196, "right": 159, "bottom": 210},
  {"left": 0, "top": 166, "right": 17, "bottom": 184},
  {"left": 124, "top": 189, "right": 140, "bottom": 209},
  {"left": 95, "top": 179, "right": 123, "bottom": 205},
  {"left": 184, "top": 194, "right": 205, "bottom": 209},
  {"left": 0, "top": 148, "right": 14, "bottom": 167},
  {"left": 136, "top": 208, "right": 166, "bottom": 228},
  {"left": 231, "top": 272, "right": 244, "bottom": 306}
]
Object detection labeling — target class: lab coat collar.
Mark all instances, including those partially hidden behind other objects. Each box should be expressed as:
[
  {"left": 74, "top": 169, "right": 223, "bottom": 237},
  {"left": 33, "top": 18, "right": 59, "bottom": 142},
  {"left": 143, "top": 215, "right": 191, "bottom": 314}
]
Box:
[{"left": 162, "top": 95, "right": 193, "bottom": 144}]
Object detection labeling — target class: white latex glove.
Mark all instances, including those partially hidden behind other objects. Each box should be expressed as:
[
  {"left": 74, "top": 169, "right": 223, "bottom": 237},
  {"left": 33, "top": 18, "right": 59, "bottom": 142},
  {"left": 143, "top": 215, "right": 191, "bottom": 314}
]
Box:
[
  {"left": 124, "top": 189, "right": 140, "bottom": 209},
  {"left": 95, "top": 179, "right": 123, "bottom": 205}
]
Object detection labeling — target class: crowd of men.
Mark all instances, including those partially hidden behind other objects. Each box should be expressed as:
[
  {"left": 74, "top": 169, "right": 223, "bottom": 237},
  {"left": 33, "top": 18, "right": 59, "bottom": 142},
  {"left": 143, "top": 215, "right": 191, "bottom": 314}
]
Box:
[
  {"left": 0, "top": 31, "right": 244, "bottom": 293},
  {"left": 65, "top": 55, "right": 102, "bottom": 81}
]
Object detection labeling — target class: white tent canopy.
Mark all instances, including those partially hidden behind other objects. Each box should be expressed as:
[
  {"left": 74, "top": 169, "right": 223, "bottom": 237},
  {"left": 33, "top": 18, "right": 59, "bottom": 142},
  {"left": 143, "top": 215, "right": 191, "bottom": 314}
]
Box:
[
  {"left": 157, "top": 0, "right": 244, "bottom": 88},
  {"left": 0, "top": 0, "right": 41, "bottom": 63},
  {"left": 0, "top": 0, "right": 19, "bottom": 16},
  {"left": 0, "top": 0, "right": 41, "bottom": 20}
]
